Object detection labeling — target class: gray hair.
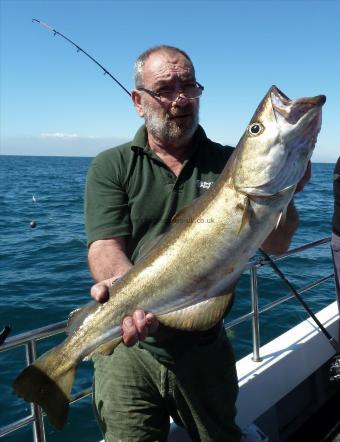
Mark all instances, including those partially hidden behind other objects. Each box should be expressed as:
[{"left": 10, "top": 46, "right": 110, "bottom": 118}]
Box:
[{"left": 134, "top": 45, "right": 195, "bottom": 88}]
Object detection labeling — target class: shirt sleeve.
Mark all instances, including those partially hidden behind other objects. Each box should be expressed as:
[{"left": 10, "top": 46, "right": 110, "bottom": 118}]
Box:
[{"left": 84, "top": 153, "right": 131, "bottom": 246}]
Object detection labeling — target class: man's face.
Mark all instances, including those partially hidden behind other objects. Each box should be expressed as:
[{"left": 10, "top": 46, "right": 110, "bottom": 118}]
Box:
[{"left": 138, "top": 50, "right": 200, "bottom": 145}]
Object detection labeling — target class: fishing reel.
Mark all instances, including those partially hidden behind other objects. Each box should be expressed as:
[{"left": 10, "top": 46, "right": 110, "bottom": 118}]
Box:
[{"left": 329, "top": 354, "right": 340, "bottom": 381}]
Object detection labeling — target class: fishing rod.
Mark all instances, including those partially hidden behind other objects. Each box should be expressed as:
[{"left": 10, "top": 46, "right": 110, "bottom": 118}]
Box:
[
  {"left": 32, "top": 18, "right": 131, "bottom": 97},
  {"left": 30, "top": 19, "right": 132, "bottom": 240},
  {"left": 259, "top": 248, "right": 340, "bottom": 381}
]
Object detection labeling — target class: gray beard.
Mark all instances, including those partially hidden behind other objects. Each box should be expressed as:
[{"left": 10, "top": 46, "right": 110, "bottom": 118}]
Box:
[{"left": 143, "top": 104, "right": 199, "bottom": 145}]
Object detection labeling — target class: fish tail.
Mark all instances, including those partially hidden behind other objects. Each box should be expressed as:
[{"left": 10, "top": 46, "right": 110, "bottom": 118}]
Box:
[{"left": 13, "top": 344, "right": 76, "bottom": 430}]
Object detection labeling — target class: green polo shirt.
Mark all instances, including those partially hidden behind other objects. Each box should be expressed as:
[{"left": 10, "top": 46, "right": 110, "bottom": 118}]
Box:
[
  {"left": 85, "top": 125, "right": 234, "bottom": 362},
  {"left": 85, "top": 125, "right": 233, "bottom": 259}
]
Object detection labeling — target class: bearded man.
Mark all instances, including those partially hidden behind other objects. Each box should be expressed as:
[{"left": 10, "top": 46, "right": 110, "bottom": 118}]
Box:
[{"left": 85, "top": 45, "right": 306, "bottom": 442}]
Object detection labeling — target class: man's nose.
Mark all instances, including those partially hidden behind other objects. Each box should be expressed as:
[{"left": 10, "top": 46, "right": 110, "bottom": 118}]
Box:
[{"left": 172, "top": 93, "right": 190, "bottom": 106}]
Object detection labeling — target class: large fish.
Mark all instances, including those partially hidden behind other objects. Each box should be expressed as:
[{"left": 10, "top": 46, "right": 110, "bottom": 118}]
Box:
[{"left": 13, "top": 86, "right": 325, "bottom": 429}]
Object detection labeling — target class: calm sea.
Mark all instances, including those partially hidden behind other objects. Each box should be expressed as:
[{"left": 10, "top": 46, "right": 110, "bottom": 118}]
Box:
[{"left": 0, "top": 156, "right": 336, "bottom": 441}]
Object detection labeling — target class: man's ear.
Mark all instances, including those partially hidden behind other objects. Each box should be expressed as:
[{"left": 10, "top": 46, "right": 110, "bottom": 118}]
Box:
[{"left": 131, "top": 90, "right": 144, "bottom": 117}]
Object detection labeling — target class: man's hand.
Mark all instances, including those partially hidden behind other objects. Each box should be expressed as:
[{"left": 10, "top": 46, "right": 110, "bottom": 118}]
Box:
[
  {"left": 122, "top": 310, "right": 159, "bottom": 346},
  {"left": 91, "top": 277, "right": 114, "bottom": 302},
  {"left": 91, "top": 278, "right": 159, "bottom": 346}
]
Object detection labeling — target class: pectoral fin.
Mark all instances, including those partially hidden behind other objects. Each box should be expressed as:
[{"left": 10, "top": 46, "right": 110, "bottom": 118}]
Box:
[
  {"left": 84, "top": 337, "right": 122, "bottom": 360},
  {"left": 237, "top": 196, "right": 251, "bottom": 235},
  {"left": 157, "top": 293, "right": 233, "bottom": 331}
]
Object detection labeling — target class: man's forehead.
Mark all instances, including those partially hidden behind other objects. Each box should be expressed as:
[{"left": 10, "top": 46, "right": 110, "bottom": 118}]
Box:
[{"left": 143, "top": 50, "right": 194, "bottom": 84}]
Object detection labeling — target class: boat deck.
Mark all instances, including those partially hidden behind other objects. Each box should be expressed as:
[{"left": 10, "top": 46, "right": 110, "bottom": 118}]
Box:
[{"left": 288, "top": 388, "right": 340, "bottom": 441}]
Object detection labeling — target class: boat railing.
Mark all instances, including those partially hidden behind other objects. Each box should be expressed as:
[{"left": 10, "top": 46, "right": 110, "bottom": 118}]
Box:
[{"left": 0, "top": 236, "right": 334, "bottom": 441}]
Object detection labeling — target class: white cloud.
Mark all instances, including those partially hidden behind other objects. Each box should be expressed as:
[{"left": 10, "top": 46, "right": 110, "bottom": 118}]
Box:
[{"left": 40, "top": 132, "right": 80, "bottom": 139}]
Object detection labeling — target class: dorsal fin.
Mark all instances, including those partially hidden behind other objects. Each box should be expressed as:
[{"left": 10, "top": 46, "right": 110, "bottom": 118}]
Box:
[
  {"left": 136, "top": 203, "right": 196, "bottom": 263},
  {"left": 66, "top": 301, "right": 99, "bottom": 335},
  {"left": 171, "top": 207, "right": 188, "bottom": 224},
  {"left": 171, "top": 204, "right": 192, "bottom": 224},
  {"left": 135, "top": 234, "right": 165, "bottom": 263}
]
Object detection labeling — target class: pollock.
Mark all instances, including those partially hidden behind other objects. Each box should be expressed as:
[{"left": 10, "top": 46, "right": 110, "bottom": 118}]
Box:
[{"left": 13, "top": 86, "right": 325, "bottom": 429}]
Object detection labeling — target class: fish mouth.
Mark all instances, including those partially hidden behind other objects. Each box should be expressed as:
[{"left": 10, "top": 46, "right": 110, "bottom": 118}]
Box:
[
  {"left": 263, "top": 86, "right": 326, "bottom": 195},
  {"left": 270, "top": 85, "right": 326, "bottom": 127},
  {"left": 240, "top": 86, "right": 326, "bottom": 197}
]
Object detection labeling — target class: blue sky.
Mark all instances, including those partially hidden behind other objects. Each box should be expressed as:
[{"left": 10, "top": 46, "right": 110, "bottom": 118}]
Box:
[{"left": 1, "top": 0, "right": 339, "bottom": 162}]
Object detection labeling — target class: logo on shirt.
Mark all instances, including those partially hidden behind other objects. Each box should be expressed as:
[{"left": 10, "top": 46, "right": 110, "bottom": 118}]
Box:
[{"left": 197, "top": 180, "right": 214, "bottom": 190}]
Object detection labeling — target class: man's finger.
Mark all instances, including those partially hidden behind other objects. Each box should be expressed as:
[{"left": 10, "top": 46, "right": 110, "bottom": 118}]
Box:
[
  {"left": 122, "top": 316, "right": 139, "bottom": 346},
  {"left": 133, "top": 310, "right": 148, "bottom": 341},
  {"left": 145, "top": 313, "right": 159, "bottom": 334},
  {"left": 91, "top": 282, "right": 110, "bottom": 303}
]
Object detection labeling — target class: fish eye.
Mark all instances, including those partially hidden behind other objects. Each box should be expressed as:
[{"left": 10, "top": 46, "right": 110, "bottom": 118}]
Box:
[{"left": 248, "top": 122, "right": 264, "bottom": 136}]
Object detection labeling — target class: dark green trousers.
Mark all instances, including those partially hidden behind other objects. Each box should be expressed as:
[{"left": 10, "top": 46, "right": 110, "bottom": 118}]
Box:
[{"left": 93, "top": 332, "right": 242, "bottom": 442}]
